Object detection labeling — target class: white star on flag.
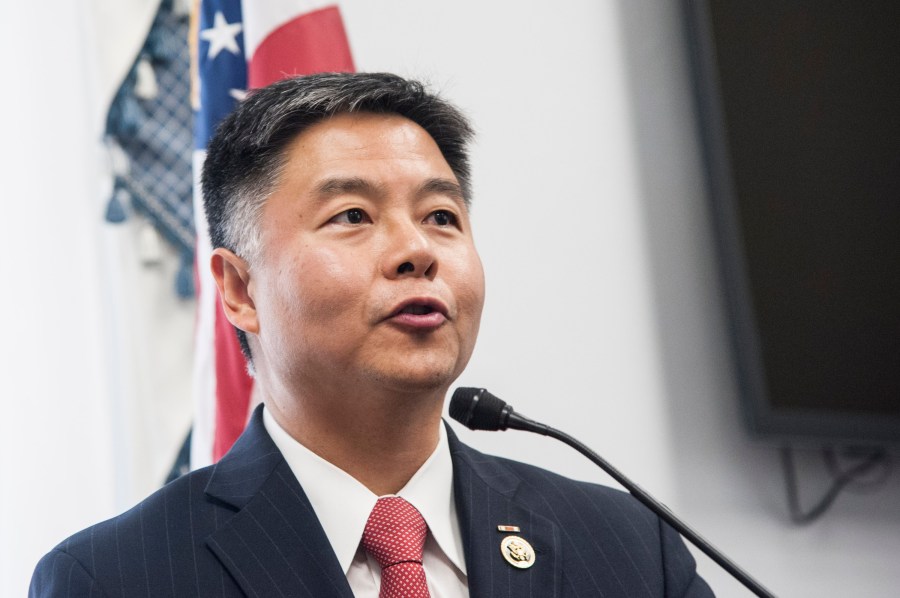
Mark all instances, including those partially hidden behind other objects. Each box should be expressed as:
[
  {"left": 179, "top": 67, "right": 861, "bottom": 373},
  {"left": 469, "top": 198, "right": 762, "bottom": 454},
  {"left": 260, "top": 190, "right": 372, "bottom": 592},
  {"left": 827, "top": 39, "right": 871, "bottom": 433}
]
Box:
[
  {"left": 200, "top": 11, "right": 243, "bottom": 59},
  {"left": 229, "top": 89, "right": 248, "bottom": 101}
]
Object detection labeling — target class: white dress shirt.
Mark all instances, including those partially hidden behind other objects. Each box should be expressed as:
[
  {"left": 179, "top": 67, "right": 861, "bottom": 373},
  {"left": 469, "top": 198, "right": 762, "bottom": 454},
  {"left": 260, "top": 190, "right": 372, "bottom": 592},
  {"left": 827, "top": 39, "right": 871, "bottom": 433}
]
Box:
[{"left": 263, "top": 407, "right": 469, "bottom": 597}]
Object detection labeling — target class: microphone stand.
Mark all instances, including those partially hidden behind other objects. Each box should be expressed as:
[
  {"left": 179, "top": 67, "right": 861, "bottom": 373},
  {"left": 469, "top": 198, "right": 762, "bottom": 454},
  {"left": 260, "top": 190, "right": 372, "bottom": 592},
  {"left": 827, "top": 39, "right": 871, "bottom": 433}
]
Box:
[
  {"left": 520, "top": 419, "right": 774, "bottom": 598},
  {"left": 451, "top": 388, "right": 775, "bottom": 598}
]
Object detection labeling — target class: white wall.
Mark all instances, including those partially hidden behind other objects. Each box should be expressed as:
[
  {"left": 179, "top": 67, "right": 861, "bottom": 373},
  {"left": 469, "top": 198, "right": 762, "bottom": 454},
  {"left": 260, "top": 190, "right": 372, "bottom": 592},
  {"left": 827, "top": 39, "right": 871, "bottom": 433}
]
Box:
[
  {"left": 0, "top": 2, "right": 194, "bottom": 595},
  {"left": 2, "top": 1, "right": 898, "bottom": 596},
  {"left": 0, "top": 2, "right": 117, "bottom": 595}
]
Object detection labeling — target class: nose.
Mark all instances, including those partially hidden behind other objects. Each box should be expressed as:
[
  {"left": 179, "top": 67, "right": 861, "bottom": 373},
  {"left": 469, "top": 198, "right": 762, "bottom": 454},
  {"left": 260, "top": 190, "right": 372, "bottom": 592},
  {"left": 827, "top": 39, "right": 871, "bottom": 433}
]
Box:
[{"left": 382, "top": 219, "right": 436, "bottom": 279}]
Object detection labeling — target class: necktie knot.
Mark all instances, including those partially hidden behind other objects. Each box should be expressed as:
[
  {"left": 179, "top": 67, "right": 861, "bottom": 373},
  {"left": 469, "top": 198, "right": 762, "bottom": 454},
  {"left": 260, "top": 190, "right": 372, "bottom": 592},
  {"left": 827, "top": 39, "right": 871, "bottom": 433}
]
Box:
[
  {"left": 361, "top": 496, "right": 431, "bottom": 597},
  {"left": 362, "top": 496, "right": 427, "bottom": 567}
]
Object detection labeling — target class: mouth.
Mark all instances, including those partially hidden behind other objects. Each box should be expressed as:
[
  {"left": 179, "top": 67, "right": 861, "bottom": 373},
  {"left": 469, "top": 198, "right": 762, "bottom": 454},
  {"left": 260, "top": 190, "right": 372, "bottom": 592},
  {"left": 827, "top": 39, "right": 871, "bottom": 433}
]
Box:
[
  {"left": 388, "top": 298, "right": 449, "bottom": 329},
  {"left": 391, "top": 297, "right": 448, "bottom": 317}
]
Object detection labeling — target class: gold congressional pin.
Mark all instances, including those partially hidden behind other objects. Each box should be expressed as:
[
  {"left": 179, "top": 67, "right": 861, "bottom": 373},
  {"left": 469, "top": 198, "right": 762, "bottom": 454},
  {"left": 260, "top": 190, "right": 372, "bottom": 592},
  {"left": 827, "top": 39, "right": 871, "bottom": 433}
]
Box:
[
  {"left": 500, "top": 535, "right": 535, "bottom": 569},
  {"left": 497, "top": 525, "right": 520, "bottom": 533}
]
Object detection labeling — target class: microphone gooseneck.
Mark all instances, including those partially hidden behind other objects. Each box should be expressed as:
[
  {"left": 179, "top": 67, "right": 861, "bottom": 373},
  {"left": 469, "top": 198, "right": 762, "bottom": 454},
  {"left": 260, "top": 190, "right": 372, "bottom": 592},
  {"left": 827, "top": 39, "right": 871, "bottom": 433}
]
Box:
[{"left": 449, "top": 386, "right": 775, "bottom": 598}]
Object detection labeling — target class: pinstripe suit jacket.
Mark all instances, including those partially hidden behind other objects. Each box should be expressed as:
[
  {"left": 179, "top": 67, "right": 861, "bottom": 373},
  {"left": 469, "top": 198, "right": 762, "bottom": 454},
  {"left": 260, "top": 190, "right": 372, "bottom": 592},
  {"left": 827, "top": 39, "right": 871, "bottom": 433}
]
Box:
[{"left": 31, "top": 406, "right": 713, "bottom": 597}]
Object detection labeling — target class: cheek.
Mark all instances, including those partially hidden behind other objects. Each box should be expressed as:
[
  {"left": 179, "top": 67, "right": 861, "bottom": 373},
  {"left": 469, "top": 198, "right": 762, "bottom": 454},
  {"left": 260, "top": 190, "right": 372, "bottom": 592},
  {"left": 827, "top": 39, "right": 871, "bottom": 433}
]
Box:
[
  {"left": 268, "top": 246, "right": 368, "bottom": 332},
  {"left": 258, "top": 247, "right": 366, "bottom": 375},
  {"left": 452, "top": 250, "right": 486, "bottom": 329}
]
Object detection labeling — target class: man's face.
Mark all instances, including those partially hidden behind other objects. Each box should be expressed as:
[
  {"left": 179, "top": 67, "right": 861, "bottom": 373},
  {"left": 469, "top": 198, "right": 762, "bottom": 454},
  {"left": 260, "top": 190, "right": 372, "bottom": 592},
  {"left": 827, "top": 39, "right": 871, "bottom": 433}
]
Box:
[{"left": 247, "top": 112, "right": 485, "bottom": 399}]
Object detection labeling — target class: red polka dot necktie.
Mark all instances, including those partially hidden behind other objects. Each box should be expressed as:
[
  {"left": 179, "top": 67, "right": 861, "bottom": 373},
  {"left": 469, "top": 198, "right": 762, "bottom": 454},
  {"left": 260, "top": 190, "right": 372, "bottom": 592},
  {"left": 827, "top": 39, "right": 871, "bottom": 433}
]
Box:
[{"left": 362, "top": 496, "right": 431, "bottom": 598}]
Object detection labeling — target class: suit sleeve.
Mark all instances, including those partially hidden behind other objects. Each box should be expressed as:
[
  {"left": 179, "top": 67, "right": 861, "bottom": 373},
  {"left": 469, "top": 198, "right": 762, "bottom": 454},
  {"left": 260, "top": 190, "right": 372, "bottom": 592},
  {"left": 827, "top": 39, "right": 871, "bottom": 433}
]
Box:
[
  {"left": 29, "top": 549, "right": 109, "bottom": 598},
  {"left": 659, "top": 520, "right": 716, "bottom": 597}
]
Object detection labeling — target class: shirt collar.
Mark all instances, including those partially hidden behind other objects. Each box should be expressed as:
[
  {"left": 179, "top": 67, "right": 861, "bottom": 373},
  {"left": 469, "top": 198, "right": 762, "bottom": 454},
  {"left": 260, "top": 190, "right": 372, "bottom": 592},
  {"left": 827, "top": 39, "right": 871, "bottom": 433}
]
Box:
[{"left": 262, "top": 407, "right": 467, "bottom": 576}]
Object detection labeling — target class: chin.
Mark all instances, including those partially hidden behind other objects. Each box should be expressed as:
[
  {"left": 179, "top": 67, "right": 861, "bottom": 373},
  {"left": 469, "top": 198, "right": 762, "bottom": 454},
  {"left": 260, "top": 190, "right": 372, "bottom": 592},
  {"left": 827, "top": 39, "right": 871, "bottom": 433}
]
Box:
[{"left": 368, "top": 362, "right": 461, "bottom": 396}]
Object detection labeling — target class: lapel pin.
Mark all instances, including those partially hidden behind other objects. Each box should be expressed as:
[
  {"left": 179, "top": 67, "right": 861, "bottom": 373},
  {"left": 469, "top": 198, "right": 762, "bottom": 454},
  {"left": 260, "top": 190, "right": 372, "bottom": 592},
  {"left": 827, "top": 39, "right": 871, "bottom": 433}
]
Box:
[
  {"left": 497, "top": 525, "right": 520, "bottom": 533},
  {"left": 500, "top": 535, "right": 535, "bottom": 569}
]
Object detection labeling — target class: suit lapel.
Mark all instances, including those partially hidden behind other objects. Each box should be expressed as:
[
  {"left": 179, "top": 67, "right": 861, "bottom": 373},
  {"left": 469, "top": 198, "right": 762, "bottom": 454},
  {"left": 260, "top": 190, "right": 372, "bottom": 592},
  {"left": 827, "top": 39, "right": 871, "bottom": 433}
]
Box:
[
  {"left": 202, "top": 410, "right": 561, "bottom": 597},
  {"left": 449, "top": 425, "right": 562, "bottom": 598},
  {"left": 204, "top": 407, "right": 354, "bottom": 598}
]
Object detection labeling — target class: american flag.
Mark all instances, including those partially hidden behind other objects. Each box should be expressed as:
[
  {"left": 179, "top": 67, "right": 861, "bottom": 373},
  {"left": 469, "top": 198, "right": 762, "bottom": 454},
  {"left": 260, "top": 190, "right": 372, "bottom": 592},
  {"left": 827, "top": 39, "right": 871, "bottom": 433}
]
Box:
[{"left": 191, "top": 0, "right": 354, "bottom": 468}]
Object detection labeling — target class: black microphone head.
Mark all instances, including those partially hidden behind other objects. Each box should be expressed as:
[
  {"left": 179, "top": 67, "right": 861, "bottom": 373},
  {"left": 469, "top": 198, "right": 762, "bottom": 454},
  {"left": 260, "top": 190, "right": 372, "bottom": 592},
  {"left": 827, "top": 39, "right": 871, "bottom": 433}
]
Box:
[{"left": 450, "top": 387, "right": 511, "bottom": 431}]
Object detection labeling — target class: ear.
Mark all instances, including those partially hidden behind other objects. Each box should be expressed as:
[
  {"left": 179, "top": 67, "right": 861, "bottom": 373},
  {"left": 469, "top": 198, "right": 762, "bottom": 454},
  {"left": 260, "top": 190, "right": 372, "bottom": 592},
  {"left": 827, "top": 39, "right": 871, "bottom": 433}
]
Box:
[{"left": 210, "top": 248, "right": 259, "bottom": 334}]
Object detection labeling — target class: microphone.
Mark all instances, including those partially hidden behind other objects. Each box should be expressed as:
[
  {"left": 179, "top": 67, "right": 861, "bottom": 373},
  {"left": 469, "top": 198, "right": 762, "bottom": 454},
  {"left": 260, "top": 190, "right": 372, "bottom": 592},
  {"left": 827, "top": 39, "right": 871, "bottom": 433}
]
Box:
[{"left": 450, "top": 387, "right": 774, "bottom": 598}]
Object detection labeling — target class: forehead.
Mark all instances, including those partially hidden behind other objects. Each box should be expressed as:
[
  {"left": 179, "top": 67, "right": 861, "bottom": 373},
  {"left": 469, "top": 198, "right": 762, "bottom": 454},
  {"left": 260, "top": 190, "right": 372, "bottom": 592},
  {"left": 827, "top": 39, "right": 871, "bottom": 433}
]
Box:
[{"left": 281, "top": 112, "right": 455, "bottom": 178}]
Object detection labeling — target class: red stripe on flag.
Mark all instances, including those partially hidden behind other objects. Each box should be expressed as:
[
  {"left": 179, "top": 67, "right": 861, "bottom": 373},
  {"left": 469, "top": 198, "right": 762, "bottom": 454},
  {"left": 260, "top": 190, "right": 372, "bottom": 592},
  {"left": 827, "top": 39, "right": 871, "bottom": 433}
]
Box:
[
  {"left": 248, "top": 6, "right": 355, "bottom": 89},
  {"left": 212, "top": 297, "right": 254, "bottom": 461}
]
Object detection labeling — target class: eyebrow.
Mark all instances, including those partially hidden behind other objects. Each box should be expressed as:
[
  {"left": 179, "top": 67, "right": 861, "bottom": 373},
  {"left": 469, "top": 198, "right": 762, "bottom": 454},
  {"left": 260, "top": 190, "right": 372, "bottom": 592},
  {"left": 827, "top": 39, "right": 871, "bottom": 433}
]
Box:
[
  {"left": 312, "top": 176, "right": 466, "bottom": 205},
  {"left": 314, "top": 177, "right": 383, "bottom": 199},
  {"left": 419, "top": 178, "right": 465, "bottom": 204}
]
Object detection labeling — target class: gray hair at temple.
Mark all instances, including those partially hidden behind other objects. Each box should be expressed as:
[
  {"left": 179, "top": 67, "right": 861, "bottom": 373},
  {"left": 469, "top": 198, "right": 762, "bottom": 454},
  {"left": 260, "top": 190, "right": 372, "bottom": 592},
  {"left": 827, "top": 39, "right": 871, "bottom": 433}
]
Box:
[{"left": 201, "top": 72, "right": 476, "bottom": 363}]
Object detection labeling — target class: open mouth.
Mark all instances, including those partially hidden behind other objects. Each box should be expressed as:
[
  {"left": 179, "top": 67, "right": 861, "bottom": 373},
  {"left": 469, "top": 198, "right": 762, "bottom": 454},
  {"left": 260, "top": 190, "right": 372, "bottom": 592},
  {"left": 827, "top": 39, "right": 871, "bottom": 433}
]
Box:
[
  {"left": 399, "top": 304, "right": 437, "bottom": 316},
  {"left": 388, "top": 298, "right": 449, "bottom": 328}
]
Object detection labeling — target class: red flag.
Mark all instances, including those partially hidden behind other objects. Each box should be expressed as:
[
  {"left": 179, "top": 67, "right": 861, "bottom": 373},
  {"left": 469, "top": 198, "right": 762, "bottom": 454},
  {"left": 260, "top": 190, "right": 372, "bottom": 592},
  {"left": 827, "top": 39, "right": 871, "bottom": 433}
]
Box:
[{"left": 248, "top": 6, "right": 354, "bottom": 88}]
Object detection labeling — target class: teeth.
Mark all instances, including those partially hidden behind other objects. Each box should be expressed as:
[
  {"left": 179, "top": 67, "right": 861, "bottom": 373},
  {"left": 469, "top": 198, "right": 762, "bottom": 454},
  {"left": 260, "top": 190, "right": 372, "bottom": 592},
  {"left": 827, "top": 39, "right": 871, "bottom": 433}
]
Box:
[{"left": 402, "top": 304, "right": 434, "bottom": 315}]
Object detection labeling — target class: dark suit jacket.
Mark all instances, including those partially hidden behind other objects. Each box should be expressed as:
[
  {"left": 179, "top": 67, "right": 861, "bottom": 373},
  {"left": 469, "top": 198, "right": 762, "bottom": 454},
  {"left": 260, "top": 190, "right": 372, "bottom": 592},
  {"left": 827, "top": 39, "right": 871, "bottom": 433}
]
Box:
[{"left": 31, "top": 407, "right": 713, "bottom": 597}]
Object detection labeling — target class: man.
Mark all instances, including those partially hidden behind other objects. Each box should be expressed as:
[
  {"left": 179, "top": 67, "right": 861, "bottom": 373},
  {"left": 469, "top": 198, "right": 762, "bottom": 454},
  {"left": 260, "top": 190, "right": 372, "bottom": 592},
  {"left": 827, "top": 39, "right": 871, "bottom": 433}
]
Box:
[{"left": 31, "top": 72, "right": 713, "bottom": 597}]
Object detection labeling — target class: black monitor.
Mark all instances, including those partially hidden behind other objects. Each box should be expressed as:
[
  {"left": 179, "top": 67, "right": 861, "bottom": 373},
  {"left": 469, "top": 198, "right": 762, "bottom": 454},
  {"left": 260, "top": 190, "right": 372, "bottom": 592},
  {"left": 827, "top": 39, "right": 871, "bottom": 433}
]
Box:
[{"left": 683, "top": 0, "right": 900, "bottom": 443}]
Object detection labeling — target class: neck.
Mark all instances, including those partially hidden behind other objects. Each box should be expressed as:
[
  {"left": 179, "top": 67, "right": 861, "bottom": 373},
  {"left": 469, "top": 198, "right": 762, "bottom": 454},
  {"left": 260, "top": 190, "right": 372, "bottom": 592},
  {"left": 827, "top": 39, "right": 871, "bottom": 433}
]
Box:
[{"left": 264, "top": 383, "right": 446, "bottom": 496}]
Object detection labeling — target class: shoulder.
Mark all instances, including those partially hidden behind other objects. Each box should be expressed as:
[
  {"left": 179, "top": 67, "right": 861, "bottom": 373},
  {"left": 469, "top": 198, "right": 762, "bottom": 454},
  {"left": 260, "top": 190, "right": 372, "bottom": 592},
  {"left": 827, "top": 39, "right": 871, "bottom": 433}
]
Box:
[
  {"left": 449, "top": 437, "right": 715, "bottom": 597},
  {"left": 64, "top": 464, "right": 218, "bottom": 552},
  {"left": 452, "top": 437, "right": 655, "bottom": 526},
  {"left": 30, "top": 466, "right": 222, "bottom": 596},
  {"left": 489, "top": 454, "right": 667, "bottom": 555},
  {"left": 451, "top": 437, "right": 663, "bottom": 558},
  {"left": 30, "top": 406, "right": 287, "bottom": 596}
]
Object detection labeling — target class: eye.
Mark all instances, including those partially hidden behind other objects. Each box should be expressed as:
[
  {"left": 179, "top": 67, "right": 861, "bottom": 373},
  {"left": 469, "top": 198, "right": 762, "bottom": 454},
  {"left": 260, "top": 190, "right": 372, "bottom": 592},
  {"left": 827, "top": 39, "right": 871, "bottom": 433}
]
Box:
[
  {"left": 329, "top": 208, "right": 370, "bottom": 225},
  {"left": 426, "top": 209, "right": 459, "bottom": 227}
]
